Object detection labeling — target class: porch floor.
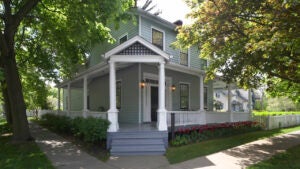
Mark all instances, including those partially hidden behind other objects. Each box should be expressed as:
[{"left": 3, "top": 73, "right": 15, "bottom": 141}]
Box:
[{"left": 119, "top": 122, "right": 157, "bottom": 132}]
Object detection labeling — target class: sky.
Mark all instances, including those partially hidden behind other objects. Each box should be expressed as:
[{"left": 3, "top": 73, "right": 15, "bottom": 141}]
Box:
[{"left": 137, "top": 0, "right": 191, "bottom": 24}]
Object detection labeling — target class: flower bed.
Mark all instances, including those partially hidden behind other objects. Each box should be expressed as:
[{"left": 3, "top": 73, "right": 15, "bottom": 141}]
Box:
[{"left": 171, "top": 121, "right": 262, "bottom": 146}]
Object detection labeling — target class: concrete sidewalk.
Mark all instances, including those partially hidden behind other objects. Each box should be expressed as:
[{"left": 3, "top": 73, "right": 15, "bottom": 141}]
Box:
[
  {"left": 30, "top": 122, "right": 300, "bottom": 169},
  {"left": 169, "top": 130, "right": 300, "bottom": 169}
]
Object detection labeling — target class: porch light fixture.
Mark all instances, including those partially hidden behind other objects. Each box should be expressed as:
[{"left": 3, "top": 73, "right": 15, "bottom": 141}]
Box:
[
  {"left": 140, "top": 80, "right": 146, "bottom": 88},
  {"left": 171, "top": 84, "right": 176, "bottom": 91}
]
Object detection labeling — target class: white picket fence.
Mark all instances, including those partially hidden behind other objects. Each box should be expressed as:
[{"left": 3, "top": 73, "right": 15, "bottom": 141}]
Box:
[{"left": 253, "top": 115, "right": 300, "bottom": 130}]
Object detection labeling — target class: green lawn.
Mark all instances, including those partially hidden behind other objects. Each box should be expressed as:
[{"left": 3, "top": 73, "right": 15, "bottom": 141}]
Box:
[
  {"left": 166, "top": 125, "right": 300, "bottom": 164},
  {"left": 253, "top": 111, "right": 300, "bottom": 116},
  {"left": 0, "top": 117, "right": 54, "bottom": 169},
  {"left": 248, "top": 144, "right": 300, "bottom": 169}
]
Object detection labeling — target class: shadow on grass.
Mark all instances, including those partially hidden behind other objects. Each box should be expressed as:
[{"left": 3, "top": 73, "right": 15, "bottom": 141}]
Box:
[
  {"left": 166, "top": 126, "right": 300, "bottom": 164},
  {"left": 0, "top": 121, "right": 54, "bottom": 169}
]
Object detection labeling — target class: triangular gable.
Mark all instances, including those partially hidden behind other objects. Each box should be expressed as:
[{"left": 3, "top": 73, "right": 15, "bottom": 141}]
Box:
[
  {"left": 117, "top": 42, "right": 159, "bottom": 55},
  {"left": 104, "top": 36, "right": 169, "bottom": 60}
]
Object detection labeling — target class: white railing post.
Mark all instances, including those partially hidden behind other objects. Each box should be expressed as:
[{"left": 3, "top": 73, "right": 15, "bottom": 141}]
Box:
[
  {"left": 83, "top": 75, "right": 88, "bottom": 118},
  {"left": 199, "top": 75, "right": 204, "bottom": 111},
  {"left": 57, "top": 87, "right": 60, "bottom": 115},
  {"left": 67, "top": 83, "right": 71, "bottom": 116},
  {"left": 157, "top": 61, "right": 167, "bottom": 131},
  {"left": 107, "top": 61, "right": 119, "bottom": 132},
  {"left": 227, "top": 84, "right": 233, "bottom": 122},
  {"left": 248, "top": 89, "right": 252, "bottom": 120}
]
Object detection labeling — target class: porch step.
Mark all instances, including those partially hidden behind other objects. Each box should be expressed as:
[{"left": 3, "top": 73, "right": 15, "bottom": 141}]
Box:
[{"left": 108, "top": 131, "right": 168, "bottom": 156}]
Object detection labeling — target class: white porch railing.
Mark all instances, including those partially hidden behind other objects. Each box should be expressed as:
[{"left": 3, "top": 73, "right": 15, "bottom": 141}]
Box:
[
  {"left": 167, "top": 111, "right": 251, "bottom": 126},
  {"left": 167, "top": 111, "right": 206, "bottom": 126}
]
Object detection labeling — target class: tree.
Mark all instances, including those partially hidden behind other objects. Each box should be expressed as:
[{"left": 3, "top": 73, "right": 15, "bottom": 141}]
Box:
[
  {"left": 0, "top": 0, "right": 133, "bottom": 142},
  {"left": 177, "top": 0, "right": 300, "bottom": 90}
]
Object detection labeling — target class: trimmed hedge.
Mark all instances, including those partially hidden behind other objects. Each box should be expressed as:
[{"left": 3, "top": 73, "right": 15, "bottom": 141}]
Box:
[{"left": 40, "top": 114, "right": 110, "bottom": 143}]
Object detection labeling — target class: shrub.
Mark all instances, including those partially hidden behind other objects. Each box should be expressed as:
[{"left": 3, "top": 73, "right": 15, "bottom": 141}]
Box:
[
  {"left": 40, "top": 114, "right": 110, "bottom": 143},
  {"left": 72, "top": 117, "right": 110, "bottom": 143},
  {"left": 40, "top": 114, "right": 72, "bottom": 134},
  {"left": 170, "top": 121, "right": 262, "bottom": 146}
]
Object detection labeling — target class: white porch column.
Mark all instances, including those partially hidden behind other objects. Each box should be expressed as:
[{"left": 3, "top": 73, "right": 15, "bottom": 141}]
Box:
[
  {"left": 157, "top": 61, "right": 167, "bottom": 131},
  {"left": 67, "top": 83, "right": 71, "bottom": 116},
  {"left": 83, "top": 76, "right": 88, "bottom": 118},
  {"left": 107, "top": 61, "right": 119, "bottom": 132},
  {"left": 227, "top": 84, "right": 233, "bottom": 122},
  {"left": 57, "top": 88, "right": 61, "bottom": 114},
  {"left": 248, "top": 89, "right": 252, "bottom": 119},
  {"left": 199, "top": 75, "right": 204, "bottom": 111}
]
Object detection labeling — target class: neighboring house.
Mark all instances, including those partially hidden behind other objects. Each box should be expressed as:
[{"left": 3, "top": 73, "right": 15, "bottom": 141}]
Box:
[
  {"left": 214, "top": 89, "right": 251, "bottom": 112},
  {"left": 55, "top": 8, "right": 252, "bottom": 155}
]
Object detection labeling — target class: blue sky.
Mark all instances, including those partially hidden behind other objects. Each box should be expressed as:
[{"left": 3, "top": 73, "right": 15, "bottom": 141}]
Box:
[{"left": 137, "top": 0, "right": 191, "bottom": 24}]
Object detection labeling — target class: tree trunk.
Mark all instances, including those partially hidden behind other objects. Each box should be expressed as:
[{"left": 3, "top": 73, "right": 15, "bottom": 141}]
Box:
[
  {"left": 2, "top": 41, "right": 32, "bottom": 142},
  {"left": 1, "top": 81, "right": 13, "bottom": 125}
]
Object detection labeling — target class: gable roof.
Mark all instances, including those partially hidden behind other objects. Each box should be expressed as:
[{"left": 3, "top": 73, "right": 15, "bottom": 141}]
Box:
[{"left": 104, "top": 36, "right": 170, "bottom": 60}]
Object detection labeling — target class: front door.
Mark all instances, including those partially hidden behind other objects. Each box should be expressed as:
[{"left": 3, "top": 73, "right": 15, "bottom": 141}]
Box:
[{"left": 151, "top": 86, "right": 158, "bottom": 122}]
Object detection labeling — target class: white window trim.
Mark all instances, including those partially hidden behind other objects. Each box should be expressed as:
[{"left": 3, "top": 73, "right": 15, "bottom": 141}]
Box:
[
  {"left": 179, "top": 82, "right": 191, "bottom": 110},
  {"left": 204, "top": 85, "right": 208, "bottom": 110},
  {"left": 151, "top": 26, "right": 165, "bottom": 51},
  {"left": 118, "top": 33, "right": 128, "bottom": 44},
  {"left": 179, "top": 47, "right": 190, "bottom": 67}
]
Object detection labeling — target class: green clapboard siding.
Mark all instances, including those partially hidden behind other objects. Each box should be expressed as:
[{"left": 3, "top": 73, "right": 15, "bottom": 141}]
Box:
[{"left": 88, "top": 17, "right": 139, "bottom": 67}]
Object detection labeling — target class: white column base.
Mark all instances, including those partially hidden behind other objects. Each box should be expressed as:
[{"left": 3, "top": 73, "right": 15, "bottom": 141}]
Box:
[
  {"left": 157, "top": 108, "right": 167, "bottom": 131},
  {"left": 83, "top": 109, "right": 88, "bottom": 118},
  {"left": 107, "top": 109, "right": 119, "bottom": 132}
]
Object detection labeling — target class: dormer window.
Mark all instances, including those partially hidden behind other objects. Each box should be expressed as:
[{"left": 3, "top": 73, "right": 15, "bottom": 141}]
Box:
[
  {"left": 180, "top": 48, "right": 188, "bottom": 66},
  {"left": 152, "top": 28, "right": 164, "bottom": 50},
  {"left": 119, "top": 34, "right": 128, "bottom": 44}
]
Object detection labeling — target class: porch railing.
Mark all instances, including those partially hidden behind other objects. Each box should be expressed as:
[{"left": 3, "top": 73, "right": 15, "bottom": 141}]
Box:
[
  {"left": 167, "top": 111, "right": 251, "bottom": 127},
  {"left": 167, "top": 110, "right": 206, "bottom": 126}
]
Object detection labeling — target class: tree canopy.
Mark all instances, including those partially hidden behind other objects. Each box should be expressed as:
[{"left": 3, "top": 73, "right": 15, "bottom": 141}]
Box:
[
  {"left": 177, "top": 0, "right": 300, "bottom": 101},
  {"left": 0, "top": 0, "right": 134, "bottom": 141}
]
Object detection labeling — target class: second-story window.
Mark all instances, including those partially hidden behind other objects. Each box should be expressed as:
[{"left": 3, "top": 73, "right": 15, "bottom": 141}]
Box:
[
  {"left": 119, "top": 34, "right": 128, "bottom": 44},
  {"left": 180, "top": 48, "right": 188, "bottom": 66},
  {"left": 152, "top": 28, "right": 164, "bottom": 50}
]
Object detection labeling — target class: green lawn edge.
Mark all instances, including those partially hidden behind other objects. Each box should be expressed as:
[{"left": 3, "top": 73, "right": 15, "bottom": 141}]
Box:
[
  {"left": 247, "top": 144, "right": 300, "bottom": 169},
  {"left": 0, "top": 118, "right": 54, "bottom": 169},
  {"left": 166, "top": 125, "right": 300, "bottom": 164}
]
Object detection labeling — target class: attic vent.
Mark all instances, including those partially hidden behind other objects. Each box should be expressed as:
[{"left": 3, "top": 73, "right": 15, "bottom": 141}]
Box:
[{"left": 117, "top": 42, "right": 159, "bottom": 55}]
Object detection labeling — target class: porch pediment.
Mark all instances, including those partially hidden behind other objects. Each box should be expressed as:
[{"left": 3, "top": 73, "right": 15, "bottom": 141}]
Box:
[{"left": 104, "top": 36, "right": 170, "bottom": 62}]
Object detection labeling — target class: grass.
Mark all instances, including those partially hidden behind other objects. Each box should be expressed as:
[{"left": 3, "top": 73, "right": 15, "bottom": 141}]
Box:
[
  {"left": 166, "top": 125, "right": 300, "bottom": 164},
  {"left": 248, "top": 144, "right": 300, "bottom": 169},
  {"left": 253, "top": 111, "right": 300, "bottom": 116},
  {"left": 0, "top": 117, "right": 54, "bottom": 169}
]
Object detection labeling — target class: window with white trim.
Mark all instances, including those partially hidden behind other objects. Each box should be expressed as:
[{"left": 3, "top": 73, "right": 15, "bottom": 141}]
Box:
[
  {"left": 116, "top": 81, "right": 122, "bottom": 109},
  {"left": 180, "top": 48, "right": 188, "bottom": 66},
  {"left": 204, "top": 86, "right": 208, "bottom": 109},
  {"left": 119, "top": 34, "right": 128, "bottom": 44},
  {"left": 180, "top": 84, "right": 189, "bottom": 110},
  {"left": 152, "top": 28, "right": 164, "bottom": 50}
]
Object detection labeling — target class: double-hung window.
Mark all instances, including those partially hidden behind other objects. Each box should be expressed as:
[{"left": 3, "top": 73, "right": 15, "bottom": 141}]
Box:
[
  {"left": 204, "top": 86, "right": 208, "bottom": 109},
  {"left": 180, "top": 84, "right": 189, "bottom": 110},
  {"left": 152, "top": 28, "right": 164, "bottom": 50},
  {"left": 116, "top": 81, "right": 122, "bottom": 109},
  {"left": 180, "top": 48, "right": 188, "bottom": 66}
]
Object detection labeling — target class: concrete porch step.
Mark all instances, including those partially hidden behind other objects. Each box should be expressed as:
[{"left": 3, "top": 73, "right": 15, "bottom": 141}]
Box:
[{"left": 108, "top": 130, "right": 168, "bottom": 156}]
